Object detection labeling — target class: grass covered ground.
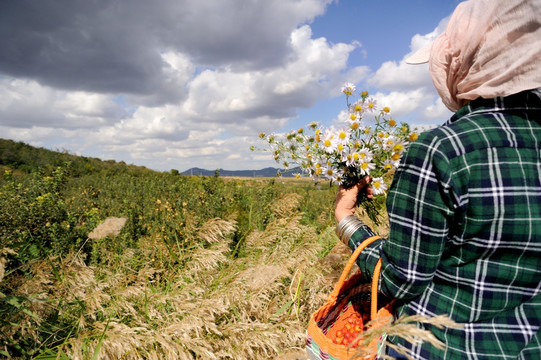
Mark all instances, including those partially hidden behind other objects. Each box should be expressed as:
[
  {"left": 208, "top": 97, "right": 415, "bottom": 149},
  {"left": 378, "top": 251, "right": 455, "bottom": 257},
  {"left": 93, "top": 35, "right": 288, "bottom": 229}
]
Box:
[{"left": 1, "top": 157, "right": 381, "bottom": 359}]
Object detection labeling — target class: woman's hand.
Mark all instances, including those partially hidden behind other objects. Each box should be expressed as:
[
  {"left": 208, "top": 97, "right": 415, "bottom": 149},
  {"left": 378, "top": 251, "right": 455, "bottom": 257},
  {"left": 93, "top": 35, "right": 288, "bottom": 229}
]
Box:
[{"left": 334, "top": 176, "right": 373, "bottom": 223}]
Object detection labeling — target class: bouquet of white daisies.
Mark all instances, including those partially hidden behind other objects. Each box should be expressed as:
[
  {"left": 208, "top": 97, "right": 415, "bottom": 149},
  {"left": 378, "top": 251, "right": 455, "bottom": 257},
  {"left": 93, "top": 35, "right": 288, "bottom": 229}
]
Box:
[{"left": 253, "top": 83, "right": 418, "bottom": 224}]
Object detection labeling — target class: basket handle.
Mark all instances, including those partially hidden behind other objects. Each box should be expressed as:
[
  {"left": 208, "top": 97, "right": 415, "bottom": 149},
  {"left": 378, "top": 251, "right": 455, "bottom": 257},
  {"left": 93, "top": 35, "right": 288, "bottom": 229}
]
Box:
[{"left": 329, "top": 235, "right": 382, "bottom": 321}]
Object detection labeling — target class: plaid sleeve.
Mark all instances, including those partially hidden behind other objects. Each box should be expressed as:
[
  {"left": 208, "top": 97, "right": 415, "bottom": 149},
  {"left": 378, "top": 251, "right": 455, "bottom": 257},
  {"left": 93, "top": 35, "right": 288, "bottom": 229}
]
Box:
[{"left": 350, "top": 130, "right": 456, "bottom": 299}]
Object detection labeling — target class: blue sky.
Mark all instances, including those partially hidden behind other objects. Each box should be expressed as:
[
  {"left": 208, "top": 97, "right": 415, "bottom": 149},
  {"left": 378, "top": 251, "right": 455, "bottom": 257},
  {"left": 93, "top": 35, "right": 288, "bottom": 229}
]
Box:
[
  {"left": 0, "top": 0, "right": 460, "bottom": 172},
  {"left": 284, "top": 0, "right": 459, "bottom": 133}
]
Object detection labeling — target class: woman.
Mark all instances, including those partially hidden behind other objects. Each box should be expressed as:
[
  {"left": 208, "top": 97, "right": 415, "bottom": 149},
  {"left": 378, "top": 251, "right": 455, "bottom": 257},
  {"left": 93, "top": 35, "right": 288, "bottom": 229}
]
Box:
[{"left": 334, "top": 0, "right": 541, "bottom": 358}]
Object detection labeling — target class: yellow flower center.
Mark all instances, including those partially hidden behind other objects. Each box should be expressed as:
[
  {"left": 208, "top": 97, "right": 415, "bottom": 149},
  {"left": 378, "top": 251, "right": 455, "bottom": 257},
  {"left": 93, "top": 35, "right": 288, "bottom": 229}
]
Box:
[
  {"left": 327, "top": 169, "right": 334, "bottom": 176},
  {"left": 384, "top": 107, "right": 391, "bottom": 114},
  {"left": 389, "top": 119, "right": 396, "bottom": 126},
  {"left": 353, "top": 153, "right": 360, "bottom": 161},
  {"left": 393, "top": 144, "right": 404, "bottom": 152},
  {"left": 315, "top": 168, "right": 322, "bottom": 175},
  {"left": 355, "top": 105, "right": 362, "bottom": 112},
  {"left": 324, "top": 139, "right": 332, "bottom": 147},
  {"left": 361, "top": 163, "right": 369, "bottom": 170},
  {"left": 337, "top": 144, "right": 344, "bottom": 151},
  {"left": 361, "top": 91, "right": 368, "bottom": 97},
  {"left": 373, "top": 180, "right": 381, "bottom": 189},
  {"left": 339, "top": 131, "right": 347, "bottom": 140},
  {"left": 392, "top": 153, "right": 401, "bottom": 161},
  {"left": 350, "top": 114, "right": 357, "bottom": 121},
  {"left": 368, "top": 103, "right": 374, "bottom": 109},
  {"left": 409, "top": 133, "right": 419, "bottom": 142},
  {"left": 351, "top": 122, "right": 359, "bottom": 130}
]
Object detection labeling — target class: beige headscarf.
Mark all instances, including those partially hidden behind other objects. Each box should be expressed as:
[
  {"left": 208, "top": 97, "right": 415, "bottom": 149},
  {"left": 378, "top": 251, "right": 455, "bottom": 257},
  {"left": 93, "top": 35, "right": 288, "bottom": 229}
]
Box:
[{"left": 426, "top": 0, "right": 541, "bottom": 111}]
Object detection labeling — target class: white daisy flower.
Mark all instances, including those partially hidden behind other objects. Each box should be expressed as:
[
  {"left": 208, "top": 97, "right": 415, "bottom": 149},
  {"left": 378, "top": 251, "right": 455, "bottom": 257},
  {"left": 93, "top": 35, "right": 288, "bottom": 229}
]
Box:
[
  {"left": 341, "top": 82, "right": 356, "bottom": 96},
  {"left": 323, "top": 165, "right": 344, "bottom": 185},
  {"left": 392, "top": 139, "right": 408, "bottom": 153},
  {"left": 345, "top": 149, "right": 359, "bottom": 167},
  {"left": 382, "top": 159, "right": 395, "bottom": 171},
  {"left": 350, "top": 99, "right": 366, "bottom": 114},
  {"left": 371, "top": 177, "right": 388, "bottom": 195},
  {"left": 381, "top": 135, "right": 397, "bottom": 151},
  {"left": 357, "top": 147, "right": 374, "bottom": 162},
  {"left": 322, "top": 128, "right": 338, "bottom": 153},
  {"left": 366, "top": 97, "right": 378, "bottom": 113},
  {"left": 336, "top": 127, "right": 351, "bottom": 145},
  {"left": 359, "top": 159, "right": 376, "bottom": 175}
]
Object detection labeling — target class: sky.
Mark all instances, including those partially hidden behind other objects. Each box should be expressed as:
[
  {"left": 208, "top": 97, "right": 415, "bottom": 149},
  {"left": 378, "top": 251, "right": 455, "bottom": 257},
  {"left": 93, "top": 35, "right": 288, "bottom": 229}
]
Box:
[{"left": 0, "top": 0, "right": 461, "bottom": 172}]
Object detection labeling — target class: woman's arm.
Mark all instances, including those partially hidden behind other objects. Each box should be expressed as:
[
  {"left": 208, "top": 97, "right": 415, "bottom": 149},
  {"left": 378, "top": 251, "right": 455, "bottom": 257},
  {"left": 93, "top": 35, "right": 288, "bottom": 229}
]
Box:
[{"left": 334, "top": 133, "right": 455, "bottom": 300}]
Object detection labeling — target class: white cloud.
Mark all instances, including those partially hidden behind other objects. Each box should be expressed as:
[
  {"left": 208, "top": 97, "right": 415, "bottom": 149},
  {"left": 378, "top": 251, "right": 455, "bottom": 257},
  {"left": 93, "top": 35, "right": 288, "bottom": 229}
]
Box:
[
  {"left": 0, "top": 78, "right": 126, "bottom": 128},
  {"left": 367, "top": 17, "right": 449, "bottom": 92},
  {"left": 0, "top": 1, "right": 455, "bottom": 172},
  {"left": 369, "top": 61, "right": 432, "bottom": 91},
  {"left": 365, "top": 16, "right": 454, "bottom": 125}
]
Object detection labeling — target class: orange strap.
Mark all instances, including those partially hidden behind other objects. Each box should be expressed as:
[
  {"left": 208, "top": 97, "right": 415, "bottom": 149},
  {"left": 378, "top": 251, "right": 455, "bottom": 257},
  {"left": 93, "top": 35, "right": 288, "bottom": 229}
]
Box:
[{"left": 329, "top": 235, "right": 382, "bottom": 321}]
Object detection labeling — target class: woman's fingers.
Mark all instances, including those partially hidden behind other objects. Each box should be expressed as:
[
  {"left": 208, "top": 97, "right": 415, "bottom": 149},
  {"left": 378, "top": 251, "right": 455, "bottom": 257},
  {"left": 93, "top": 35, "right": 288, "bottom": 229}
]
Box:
[{"left": 334, "top": 176, "right": 373, "bottom": 222}]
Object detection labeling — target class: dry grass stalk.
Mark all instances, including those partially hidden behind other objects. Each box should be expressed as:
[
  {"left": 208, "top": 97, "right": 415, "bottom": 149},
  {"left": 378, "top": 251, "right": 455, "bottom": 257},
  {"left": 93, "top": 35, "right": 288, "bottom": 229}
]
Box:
[
  {"left": 352, "top": 314, "right": 463, "bottom": 360},
  {"left": 0, "top": 247, "right": 16, "bottom": 282},
  {"left": 186, "top": 242, "right": 230, "bottom": 277},
  {"left": 271, "top": 193, "right": 303, "bottom": 219},
  {"left": 198, "top": 218, "right": 237, "bottom": 244},
  {"left": 3, "top": 190, "right": 351, "bottom": 359},
  {"left": 88, "top": 216, "right": 127, "bottom": 240}
]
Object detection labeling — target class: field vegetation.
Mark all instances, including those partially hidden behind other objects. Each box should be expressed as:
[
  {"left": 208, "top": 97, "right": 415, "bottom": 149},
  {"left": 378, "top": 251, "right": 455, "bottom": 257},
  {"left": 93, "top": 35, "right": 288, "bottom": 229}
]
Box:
[{"left": 1, "top": 139, "right": 385, "bottom": 359}]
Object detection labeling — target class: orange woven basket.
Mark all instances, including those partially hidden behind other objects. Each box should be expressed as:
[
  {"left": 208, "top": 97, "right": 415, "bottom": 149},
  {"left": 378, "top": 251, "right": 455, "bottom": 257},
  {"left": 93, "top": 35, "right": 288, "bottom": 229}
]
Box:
[{"left": 306, "top": 236, "right": 393, "bottom": 360}]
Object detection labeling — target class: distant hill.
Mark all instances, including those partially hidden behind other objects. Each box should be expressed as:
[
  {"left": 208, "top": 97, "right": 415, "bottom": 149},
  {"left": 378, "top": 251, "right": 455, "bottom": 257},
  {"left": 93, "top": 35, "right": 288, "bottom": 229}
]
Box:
[
  {"left": 181, "top": 167, "right": 300, "bottom": 178},
  {"left": 0, "top": 138, "right": 155, "bottom": 177},
  {"left": 0, "top": 138, "right": 298, "bottom": 178}
]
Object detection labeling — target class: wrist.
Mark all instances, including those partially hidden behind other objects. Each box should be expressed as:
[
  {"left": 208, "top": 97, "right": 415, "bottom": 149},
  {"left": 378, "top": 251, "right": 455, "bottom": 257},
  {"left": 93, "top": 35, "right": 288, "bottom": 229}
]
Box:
[{"left": 335, "top": 210, "right": 354, "bottom": 223}]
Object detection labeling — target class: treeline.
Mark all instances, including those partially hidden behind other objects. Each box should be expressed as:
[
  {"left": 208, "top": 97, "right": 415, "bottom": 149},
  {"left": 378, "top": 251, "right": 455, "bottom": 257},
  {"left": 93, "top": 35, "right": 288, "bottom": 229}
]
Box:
[{"left": 0, "top": 138, "right": 154, "bottom": 177}]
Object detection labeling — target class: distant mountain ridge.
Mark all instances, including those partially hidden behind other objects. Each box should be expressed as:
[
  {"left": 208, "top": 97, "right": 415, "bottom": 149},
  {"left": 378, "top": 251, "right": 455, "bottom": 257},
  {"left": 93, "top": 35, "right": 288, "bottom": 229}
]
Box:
[
  {"left": 0, "top": 137, "right": 296, "bottom": 178},
  {"left": 181, "top": 167, "right": 299, "bottom": 177}
]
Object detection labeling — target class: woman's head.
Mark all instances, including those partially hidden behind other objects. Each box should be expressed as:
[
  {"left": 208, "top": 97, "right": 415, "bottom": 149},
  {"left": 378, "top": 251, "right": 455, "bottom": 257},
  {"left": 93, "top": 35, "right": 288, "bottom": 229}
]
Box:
[{"left": 416, "top": 0, "right": 541, "bottom": 111}]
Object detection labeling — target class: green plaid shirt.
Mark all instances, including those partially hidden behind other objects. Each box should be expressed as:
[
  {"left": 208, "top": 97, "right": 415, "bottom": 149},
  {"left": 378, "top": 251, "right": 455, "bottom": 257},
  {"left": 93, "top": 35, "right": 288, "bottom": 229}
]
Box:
[{"left": 349, "top": 89, "right": 541, "bottom": 359}]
